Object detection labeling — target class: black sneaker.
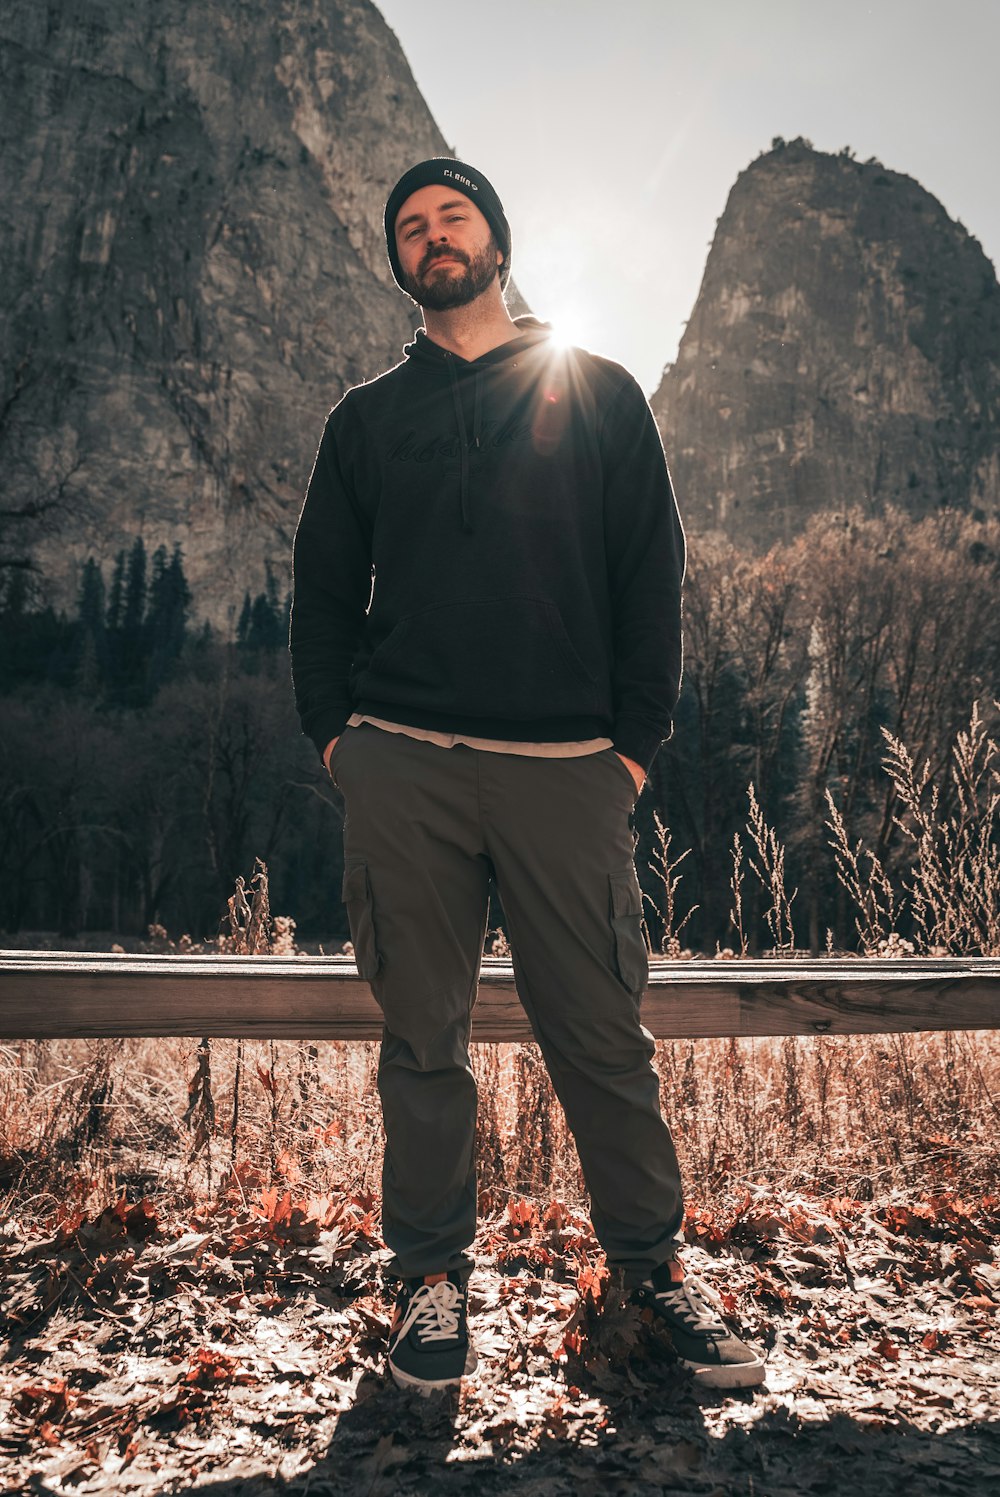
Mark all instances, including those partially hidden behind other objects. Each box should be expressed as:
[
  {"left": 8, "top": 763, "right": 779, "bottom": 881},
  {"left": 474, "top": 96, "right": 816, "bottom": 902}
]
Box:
[
  {"left": 630, "top": 1265, "right": 766, "bottom": 1389},
  {"left": 387, "top": 1271, "right": 477, "bottom": 1395}
]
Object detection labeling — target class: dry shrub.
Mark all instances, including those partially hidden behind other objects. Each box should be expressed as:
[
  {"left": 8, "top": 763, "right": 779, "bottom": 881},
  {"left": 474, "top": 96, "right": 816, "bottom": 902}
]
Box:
[
  {"left": 655, "top": 1030, "right": 999, "bottom": 1207},
  {"left": 647, "top": 813, "right": 698, "bottom": 957},
  {"left": 883, "top": 700, "right": 1000, "bottom": 955},
  {"left": 4, "top": 1025, "right": 996, "bottom": 1236},
  {"left": 744, "top": 782, "right": 798, "bottom": 955},
  {"left": 825, "top": 698, "right": 1000, "bottom": 957}
]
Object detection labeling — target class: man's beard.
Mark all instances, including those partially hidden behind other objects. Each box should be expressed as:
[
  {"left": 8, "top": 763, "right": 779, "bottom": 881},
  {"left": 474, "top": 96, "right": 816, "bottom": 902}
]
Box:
[{"left": 402, "top": 236, "right": 500, "bottom": 311}]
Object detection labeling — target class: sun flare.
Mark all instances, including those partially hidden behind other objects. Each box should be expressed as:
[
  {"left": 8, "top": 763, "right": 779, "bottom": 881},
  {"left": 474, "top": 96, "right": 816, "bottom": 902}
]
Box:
[{"left": 547, "top": 313, "right": 589, "bottom": 352}]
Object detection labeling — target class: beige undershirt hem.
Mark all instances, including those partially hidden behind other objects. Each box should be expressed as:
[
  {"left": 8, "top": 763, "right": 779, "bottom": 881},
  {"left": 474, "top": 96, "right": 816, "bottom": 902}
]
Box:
[{"left": 347, "top": 713, "right": 613, "bottom": 758}]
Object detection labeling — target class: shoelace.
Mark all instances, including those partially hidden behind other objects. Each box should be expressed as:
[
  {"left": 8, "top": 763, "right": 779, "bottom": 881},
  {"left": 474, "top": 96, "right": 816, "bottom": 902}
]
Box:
[
  {"left": 397, "top": 1280, "right": 464, "bottom": 1344},
  {"left": 646, "top": 1274, "right": 727, "bottom": 1335}
]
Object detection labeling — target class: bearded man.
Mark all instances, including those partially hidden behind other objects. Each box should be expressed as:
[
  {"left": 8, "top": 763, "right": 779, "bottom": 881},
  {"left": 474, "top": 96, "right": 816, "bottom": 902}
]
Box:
[{"left": 290, "top": 158, "right": 765, "bottom": 1395}]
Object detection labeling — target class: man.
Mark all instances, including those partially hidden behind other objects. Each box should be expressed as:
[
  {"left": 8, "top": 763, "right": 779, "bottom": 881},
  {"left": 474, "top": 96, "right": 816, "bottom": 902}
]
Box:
[{"left": 290, "top": 159, "right": 764, "bottom": 1395}]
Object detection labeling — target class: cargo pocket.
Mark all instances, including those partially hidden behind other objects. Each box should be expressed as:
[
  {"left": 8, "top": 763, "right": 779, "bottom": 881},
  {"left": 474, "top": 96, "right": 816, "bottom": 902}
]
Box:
[
  {"left": 609, "top": 867, "right": 649, "bottom": 994},
  {"left": 342, "top": 861, "right": 381, "bottom": 981}
]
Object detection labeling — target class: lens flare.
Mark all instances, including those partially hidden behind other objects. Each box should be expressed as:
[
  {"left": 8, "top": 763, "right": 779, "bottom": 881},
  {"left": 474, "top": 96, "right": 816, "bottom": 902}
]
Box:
[{"left": 548, "top": 317, "right": 586, "bottom": 352}]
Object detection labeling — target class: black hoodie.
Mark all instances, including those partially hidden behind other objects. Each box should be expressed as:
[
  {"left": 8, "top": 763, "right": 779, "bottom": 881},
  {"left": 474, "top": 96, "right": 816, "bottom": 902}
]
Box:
[{"left": 289, "top": 316, "right": 686, "bottom": 773}]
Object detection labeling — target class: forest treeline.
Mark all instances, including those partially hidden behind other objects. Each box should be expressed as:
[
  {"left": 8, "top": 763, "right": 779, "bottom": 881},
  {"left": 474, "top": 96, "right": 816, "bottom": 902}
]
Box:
[{"left": 1, "top": 504, "right": 998, "bottom": 951}]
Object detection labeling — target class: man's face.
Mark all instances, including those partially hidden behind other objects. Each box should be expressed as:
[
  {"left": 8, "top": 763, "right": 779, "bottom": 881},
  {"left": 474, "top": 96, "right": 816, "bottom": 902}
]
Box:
[{"left": 394, "top": 184, "right": 503, "bottom": 310}]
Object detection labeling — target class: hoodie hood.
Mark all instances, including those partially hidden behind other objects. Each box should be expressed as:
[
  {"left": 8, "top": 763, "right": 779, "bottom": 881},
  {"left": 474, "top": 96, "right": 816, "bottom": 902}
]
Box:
[
  {"left": 401, "top": 314, "right": 553, "bottom": 367},
  {"left": 400, "top": 317, "right": 554, "bottom": 533}
]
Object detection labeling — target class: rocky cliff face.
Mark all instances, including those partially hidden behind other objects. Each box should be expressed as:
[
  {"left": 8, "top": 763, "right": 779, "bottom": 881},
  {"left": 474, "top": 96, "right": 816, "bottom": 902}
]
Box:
[
  {"left": 0, "top": 0, "right": 520, "bottom": 625},
  {"left": 651, "top": 140, "right": 1000, "bottom": 548}
]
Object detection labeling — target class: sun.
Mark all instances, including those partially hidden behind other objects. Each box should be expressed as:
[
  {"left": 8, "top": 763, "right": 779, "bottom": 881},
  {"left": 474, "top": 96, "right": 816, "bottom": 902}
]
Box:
[{"left": 547, "top": 310, "right": 591, "bottom": 352}]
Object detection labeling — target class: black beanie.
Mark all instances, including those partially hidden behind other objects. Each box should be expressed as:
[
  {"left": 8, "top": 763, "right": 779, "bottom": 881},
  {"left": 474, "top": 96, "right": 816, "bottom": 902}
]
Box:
[{"left": 384, "top": 158, "right": 512, "bottom": 293}]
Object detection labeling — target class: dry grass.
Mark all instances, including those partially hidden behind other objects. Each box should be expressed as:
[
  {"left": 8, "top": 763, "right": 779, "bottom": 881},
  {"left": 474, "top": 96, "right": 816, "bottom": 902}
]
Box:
[
  {"left": 2, "top": 1025, "right": 997, "bottom": 1238},
  {"left": 1, "top": 703, "right": 998, "bottom": 1232}
]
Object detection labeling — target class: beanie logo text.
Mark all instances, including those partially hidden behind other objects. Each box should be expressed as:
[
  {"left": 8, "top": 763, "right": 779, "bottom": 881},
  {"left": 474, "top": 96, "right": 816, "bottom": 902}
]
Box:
[{"left": 443, "top": 169, "right": 479, "bottom": 192}]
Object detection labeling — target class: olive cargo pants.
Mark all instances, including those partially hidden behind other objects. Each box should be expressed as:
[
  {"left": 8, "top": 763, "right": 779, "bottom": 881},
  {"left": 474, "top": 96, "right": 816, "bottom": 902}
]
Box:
[{"left": 330, "top": 721, "right": 684, "bottom": 1288}]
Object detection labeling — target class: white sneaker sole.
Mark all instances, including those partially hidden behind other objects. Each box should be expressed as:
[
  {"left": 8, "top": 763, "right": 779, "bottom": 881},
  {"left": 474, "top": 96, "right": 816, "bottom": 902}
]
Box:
[
  {"left": 683, "top": 1354, "right": 766, "bottom": 1389},
  {"left": 388, "top": 1343, "right": 478, "bottom": 1396}
]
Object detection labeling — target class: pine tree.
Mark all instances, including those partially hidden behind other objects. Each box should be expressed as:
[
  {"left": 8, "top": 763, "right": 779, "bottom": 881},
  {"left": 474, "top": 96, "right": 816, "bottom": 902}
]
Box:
[
  {"left": 112, "top": 536, "right": 148, "bottom": 704},
  {"left": 0, "top": 569, "right": 28, "bottom": 690},
  {"left": 105, "top": 548, "right": 126, "bottom": 687},
  {"left": 74, "top": 556, "right": 107, "bottom": 692},
  {"left": 145, "top": 543, "right": 191, "bottom": 692},
  {"left": 145, "top": 544, "right": 170, "bottom": 692},
  {"left": 78, "top": 557, "right": 106, "bottom": 636},
  {"left": 237, "top": 567, "right": 285, "bottom": 655},
  {"left": 265, "top": 562, "right": 280, "bottom": 617},
  {"left": 106, "top": 550, "right": 125, "bottom": 633},
  {"left": 167, "top": 544, "right": 191, "bottom": 653},
  {"left": 122, "top": 536, "right": 147, "bottom": 638},
  {"left": 248, "top": 591, "right": 282, "bottom": 651},
  {"left": 236, "top": 591, "right": 252, "bottom": 646}
]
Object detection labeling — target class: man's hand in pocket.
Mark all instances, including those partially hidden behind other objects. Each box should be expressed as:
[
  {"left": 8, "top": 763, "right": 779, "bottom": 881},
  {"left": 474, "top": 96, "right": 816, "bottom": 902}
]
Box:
[{"left": 615, "top": 752, "right": 646, "bottom": 797}]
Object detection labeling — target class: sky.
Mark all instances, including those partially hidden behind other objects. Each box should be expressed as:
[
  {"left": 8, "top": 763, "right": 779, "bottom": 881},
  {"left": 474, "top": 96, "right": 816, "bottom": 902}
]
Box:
[{"left": 375, "top": 0, "right": 1000, "bottom": 395}]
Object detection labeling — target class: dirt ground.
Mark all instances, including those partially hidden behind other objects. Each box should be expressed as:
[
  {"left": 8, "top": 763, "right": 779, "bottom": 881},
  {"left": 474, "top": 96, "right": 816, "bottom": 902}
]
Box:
[{"left": 2, "top": 1178, "right": 998, "bottom": 1495}]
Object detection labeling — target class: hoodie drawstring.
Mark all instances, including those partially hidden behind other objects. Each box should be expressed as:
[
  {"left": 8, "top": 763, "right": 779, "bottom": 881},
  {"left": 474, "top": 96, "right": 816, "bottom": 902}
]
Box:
[
  {"left": 472, "top": 372, "right": 483, "bottom": 451},
  {"left": 445, "top": 355, "right": 482, "bottom": 534}
]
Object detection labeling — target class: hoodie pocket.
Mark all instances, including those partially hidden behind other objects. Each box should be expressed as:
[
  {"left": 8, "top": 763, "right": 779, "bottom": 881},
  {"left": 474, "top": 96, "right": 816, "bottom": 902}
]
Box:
[{"left": 358, "top": 598, "right": 599, "bottom": 719}]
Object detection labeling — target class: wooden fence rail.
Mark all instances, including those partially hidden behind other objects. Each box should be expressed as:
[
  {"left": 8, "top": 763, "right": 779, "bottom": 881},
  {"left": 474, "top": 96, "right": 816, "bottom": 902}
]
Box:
[{"left": 1, "top": 952, "right": 999, "bottom": 1041}]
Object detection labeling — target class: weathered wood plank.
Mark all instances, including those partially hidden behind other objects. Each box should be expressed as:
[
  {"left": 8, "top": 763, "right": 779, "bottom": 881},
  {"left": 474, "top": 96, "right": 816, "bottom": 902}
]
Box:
[{"left": 1, "top": 953, "right": 998, "bottom": 1040}]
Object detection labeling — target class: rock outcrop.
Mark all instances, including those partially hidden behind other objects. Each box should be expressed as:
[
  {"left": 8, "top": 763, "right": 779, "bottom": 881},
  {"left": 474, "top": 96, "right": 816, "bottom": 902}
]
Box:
[
  {"left": 0, "top": 0, "right": 526, "bottom": 625},
  {"left": 651, "top": 139, "right": 1000, "bottom": 548}
]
